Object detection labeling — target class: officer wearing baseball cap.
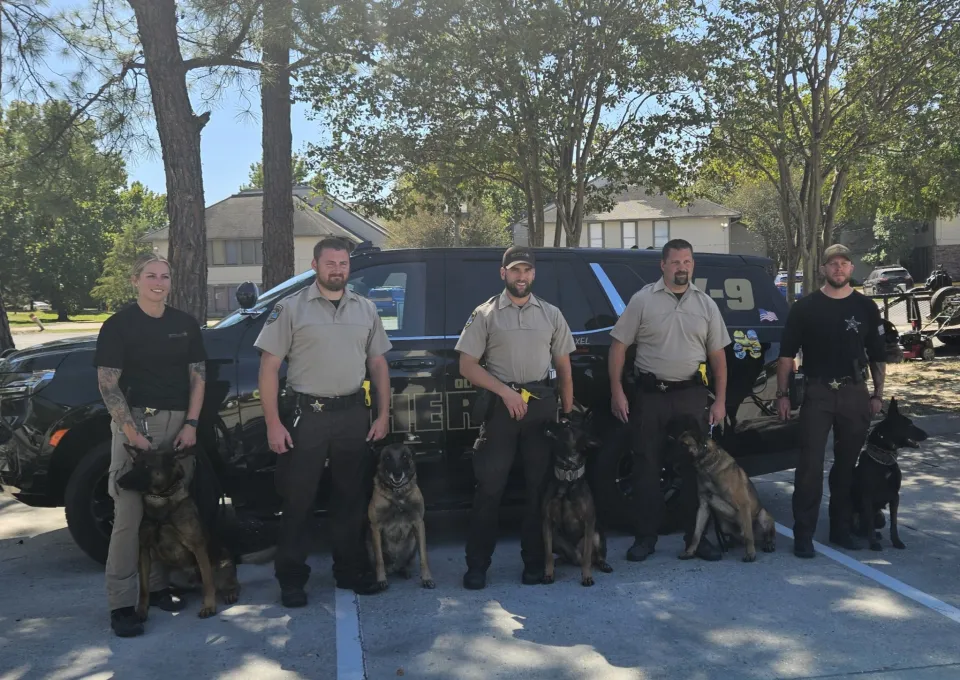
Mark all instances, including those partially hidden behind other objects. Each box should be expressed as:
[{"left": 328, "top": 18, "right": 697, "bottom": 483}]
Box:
[
  {"left": 456, "top": 245, "right": 576, "bottom": 589},
  {"left": 776, "top": 243, "right": 886, "bottom": 558}
]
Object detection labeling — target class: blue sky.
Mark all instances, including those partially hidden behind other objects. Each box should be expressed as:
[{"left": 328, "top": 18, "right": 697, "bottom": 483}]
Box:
[{"left": 36, "top": 0, "right": 324, "bottom": 205}]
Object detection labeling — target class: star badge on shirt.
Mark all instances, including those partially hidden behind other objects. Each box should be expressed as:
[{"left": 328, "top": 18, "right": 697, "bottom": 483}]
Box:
[
  {"left": 143, "top": 407, "right": 157, "bottom": 416},
  {"left": 845, "top": 316, "right": 861, "bottom": 332},
  {"left": 310, "top": 399, "right": 324, "bottom": 413},
  {"left": 829, "top": 379, "right": 841, "bottom": 391}
]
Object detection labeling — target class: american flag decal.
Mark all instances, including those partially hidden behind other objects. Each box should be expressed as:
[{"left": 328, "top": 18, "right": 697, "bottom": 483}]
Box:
[{"left": 759, "top": 308, "right": 779, "bottom": 322}]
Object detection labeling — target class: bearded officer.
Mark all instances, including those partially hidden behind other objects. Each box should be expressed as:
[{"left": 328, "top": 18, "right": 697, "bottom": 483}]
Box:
[
  {"left": 456, "top": 246, "right": 576, "bottom": 590},
  {"left": 256, "top": 236, "right": 392, "bottom": 606},
  {"left": 609, "top": 238, "right": 730, "bottom": 562},
  {"left": 777, "top": 243, "right": 886, "bottom": 558}
]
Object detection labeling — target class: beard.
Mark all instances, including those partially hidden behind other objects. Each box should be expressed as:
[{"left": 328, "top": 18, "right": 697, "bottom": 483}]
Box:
[
  {"left": 318, "top": 273, "right": 346, "bottom": 291},
  {"left": 672, "top": 272, "right": 689, "bottom": 287},
  {"left": 505, "top": 280, "right": 532, "bottom": 297},
  {"left": 825, "top": 274, "right": 851, "bottom": 289}
]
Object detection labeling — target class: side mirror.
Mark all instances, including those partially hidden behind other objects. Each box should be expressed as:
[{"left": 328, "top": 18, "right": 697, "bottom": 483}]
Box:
[{"left": 236, "top": 282, "right": 259, "bottom": 309}]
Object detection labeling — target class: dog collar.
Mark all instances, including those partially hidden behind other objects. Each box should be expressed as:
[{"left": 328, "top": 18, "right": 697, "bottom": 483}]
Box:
[
  {"left": 145, "top": 480, "right": 185, "bottom": 500},
  {"left": 554, "top": 465, "right": 585, "bottom": 482},
  {"left": 865, "top": 443, "right": 898, "bottom": 466}
]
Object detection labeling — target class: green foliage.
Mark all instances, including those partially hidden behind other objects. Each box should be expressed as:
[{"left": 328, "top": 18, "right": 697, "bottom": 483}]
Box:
[
  {"left": 91, "top": 182, "right": 168, "bottom": 310},
  {"left": 241, "top": 153, "right": 313, "bottom": 190},
  {"left": 0, "top": 100, "right": 128, "bottom": 319},
  {"left": 385, "top": 199, "right": 512, "bottom": 249}
]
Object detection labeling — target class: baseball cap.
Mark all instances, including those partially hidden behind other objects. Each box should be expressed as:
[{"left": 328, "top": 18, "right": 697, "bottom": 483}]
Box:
[
  {"left": 502, "top": 245, "right": 536, "bottom": 269},
  {"left": 822, "top": 243, "right": 852, "bottom": 265}
]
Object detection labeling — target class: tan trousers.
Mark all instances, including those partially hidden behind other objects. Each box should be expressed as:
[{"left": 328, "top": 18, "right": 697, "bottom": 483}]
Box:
[{"left": 105, "top": 409, "right": 195, "bottom": 610}]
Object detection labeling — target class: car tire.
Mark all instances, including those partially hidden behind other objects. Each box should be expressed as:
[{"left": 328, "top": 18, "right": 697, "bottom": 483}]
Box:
[
  {"left": 589, "top": 420, "right": 686, "bottom": 535},
  {"left": 64, "top": 441, "right": 113, "bottom": 564},
  {"left": 64, "top": 441, "right": 223, "bottom": 565},
  {"left": 930, "top": 286, "right": 960, "bottom": 319}
]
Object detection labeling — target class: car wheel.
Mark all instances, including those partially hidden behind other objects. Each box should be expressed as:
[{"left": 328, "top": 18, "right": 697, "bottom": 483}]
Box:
[
  {"left": 589, "top": 420, "right": 686, "bottom": 535},
  {"left": 930, "top": 286, "right": 960, "bottom": 319},
  {"left": 64, "top": 441, "right": 113, "bottom": 564},
  {"left": 64, "top": 441, "right": 223, "bottom": 565}
]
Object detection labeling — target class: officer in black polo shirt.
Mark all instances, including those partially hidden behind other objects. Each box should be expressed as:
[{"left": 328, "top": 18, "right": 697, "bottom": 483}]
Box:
[{"left": 776, "top": 244, "right": 886, "bottom": 558}]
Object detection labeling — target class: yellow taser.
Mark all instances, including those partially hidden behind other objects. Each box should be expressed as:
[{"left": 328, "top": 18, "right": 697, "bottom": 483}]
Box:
[{"left": 362, "top": 380, "right": 372, "bottom": 407}]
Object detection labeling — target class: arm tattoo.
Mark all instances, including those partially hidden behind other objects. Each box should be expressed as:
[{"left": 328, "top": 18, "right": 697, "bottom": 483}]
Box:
[
  {"left": 869, "top": 362, "right": 886, "bottom": 396},
  {"left": 97, "top": 367, "right": 135, "bottom": 431},
  {"left": 189, "top": 361, "right": 207, "bottom": 383}
]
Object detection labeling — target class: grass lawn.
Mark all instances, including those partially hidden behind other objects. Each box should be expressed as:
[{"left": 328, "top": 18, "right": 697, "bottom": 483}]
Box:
[{"left": 7, "top": 311, "right": 111, "bottom": 325}]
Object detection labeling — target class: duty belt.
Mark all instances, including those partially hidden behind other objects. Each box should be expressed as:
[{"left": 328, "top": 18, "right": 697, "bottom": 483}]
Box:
[
  {"left": 635, "top": 371, "right": 701, "bottom": 393},
  {"left": 808, "top": 376, "right": 860, "bottom": 391},
  {"left": 295, "top": 390, "right": 366, "bottom": 413}
]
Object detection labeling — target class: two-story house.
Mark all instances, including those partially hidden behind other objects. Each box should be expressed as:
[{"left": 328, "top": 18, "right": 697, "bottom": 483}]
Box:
[
  {"left": 511, "top": 185, "right": 765, "bottom": 257},
  {"left": 140, "top": 187, "right": 390, "bottom": 315}
]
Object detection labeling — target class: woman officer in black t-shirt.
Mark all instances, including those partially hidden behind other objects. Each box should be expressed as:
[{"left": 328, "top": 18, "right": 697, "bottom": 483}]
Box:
[{"left": 94, "top": 253, "right": 207, "bottom": 638}]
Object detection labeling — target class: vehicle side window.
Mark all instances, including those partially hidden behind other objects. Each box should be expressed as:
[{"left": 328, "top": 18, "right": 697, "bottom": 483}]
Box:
[
  {"left": 601, "top": 262, "right": 650, "bottom": 302},
  {"left": 347, "top": 262, "right": 426, "bottom": 338}
]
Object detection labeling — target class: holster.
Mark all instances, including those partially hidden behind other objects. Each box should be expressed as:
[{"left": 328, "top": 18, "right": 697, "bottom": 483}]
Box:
[
  {"left": 789, "top": 371, "right": 806, "bottom": 410},
  {"left": 472, "top": 388, "right": 495, "bottom": 425}
]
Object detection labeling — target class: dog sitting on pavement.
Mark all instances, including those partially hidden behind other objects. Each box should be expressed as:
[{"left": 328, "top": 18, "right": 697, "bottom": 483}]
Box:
[
  {"left": 118, "top": 443, "right": 240, "bottom": 620},
  {"left": 667, "top": 415, "right": 776, "bottom": 563},
  {"left": 366, "top": 442, "right": 435, "bottom": 590},
  {"left": 541, "top": 412, "right": 613, "bottom": 587},
  {"left": 851, "top": 397, "right": 927, "bottom": 551}
]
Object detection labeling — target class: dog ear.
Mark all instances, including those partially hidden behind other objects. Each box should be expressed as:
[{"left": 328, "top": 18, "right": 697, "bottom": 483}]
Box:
[
  {"left": 581, "top": 432, "right": 603, "bottom": 450},
  {"left": 888, "top": 397, "right": 898, "bottom": 414}
]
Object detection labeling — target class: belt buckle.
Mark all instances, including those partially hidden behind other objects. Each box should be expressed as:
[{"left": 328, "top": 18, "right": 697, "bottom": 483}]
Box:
[{"left": 656, "top": 381, "right": 668, "bottom": 392}]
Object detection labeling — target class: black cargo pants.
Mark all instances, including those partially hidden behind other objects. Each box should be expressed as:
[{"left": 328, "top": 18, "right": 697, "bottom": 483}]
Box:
[
  {"left": 630, "top": 385, "right": 709, "bottom": 543},
  {"left": 274, "top": 396, "right": 372, "bottom": 589},
  {"left": 465, "top": 393, "right": 558, "bottom": 573},
  {"left": 793, "top": 381, "right": 871, "bottom": 540}
]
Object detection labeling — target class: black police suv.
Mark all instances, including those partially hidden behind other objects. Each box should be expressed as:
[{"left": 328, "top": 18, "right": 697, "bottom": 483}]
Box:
[{"left": 0, "top": 245, "right": 798, "bottom": 564}]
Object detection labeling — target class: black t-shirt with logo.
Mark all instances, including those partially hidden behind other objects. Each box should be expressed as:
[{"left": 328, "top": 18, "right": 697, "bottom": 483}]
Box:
[
  {"left": 93, "top": 303, "right": 207, "bottom": 410},
  {"left": 779, "top": 290, "right": 885, "bottom": 379}
]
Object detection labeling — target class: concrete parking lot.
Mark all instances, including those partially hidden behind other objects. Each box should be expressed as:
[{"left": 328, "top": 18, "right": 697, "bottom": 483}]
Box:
[{"left": 3, "top": 416, "right": 960, "bottom": 679}]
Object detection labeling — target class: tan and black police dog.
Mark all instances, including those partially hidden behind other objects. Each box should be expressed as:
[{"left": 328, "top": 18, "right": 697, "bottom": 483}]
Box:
[
  {"left": 118, "top": 442, "right": 240, "bottom": 620},
  {"left": 366, "top": 442, "right": 435, "bottom": 590},
  {"left": 667, "top": 415, "right": 776, "bottom": 563},
  {"left": 541, "top": 413, "right": 613, "bottom": 586}
]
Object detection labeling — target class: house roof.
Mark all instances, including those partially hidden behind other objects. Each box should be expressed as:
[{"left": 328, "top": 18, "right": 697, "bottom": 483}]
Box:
[
  {"left": 293, "top": 185, "right": 390, "bottom": 245},
  {"left": 139, "top": 189, "right": 368, "bottom": 243},
  {"left": 538, "top": 186, "right": 740, "bottom": 223}
]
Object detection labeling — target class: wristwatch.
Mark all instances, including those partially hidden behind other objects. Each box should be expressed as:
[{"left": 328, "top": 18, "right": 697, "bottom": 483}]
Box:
[
  {"left": 184, "top": 419, "right": 199, "bottom": 428},
  {"left": 775, "top": 389, "right": 789, "bottom": 399}
]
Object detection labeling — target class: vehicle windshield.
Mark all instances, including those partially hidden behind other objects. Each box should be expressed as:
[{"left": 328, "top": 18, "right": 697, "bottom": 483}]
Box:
[{"left": 209, "top": 269, "right": 316, "bottom": 329}]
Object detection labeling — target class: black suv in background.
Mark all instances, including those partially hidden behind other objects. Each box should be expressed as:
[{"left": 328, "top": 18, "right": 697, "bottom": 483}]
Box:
[{"left": 0, "top": 245, "right": 797, "bottom": 564}]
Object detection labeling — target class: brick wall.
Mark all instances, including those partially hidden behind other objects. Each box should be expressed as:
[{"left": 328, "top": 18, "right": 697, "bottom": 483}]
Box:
[{"left": 934, "top": 245, "right": 960, "bottom": 280}]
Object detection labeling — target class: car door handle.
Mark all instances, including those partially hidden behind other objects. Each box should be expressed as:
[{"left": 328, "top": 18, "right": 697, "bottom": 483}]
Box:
[{"left": 390, "top": 358, "right": 437, "bottom": 371}]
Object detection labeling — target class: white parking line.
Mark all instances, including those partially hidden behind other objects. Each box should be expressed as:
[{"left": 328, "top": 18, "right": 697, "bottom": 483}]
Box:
[
  {"left": 335, "top": 587, "right": 366, "bottom": 680},
  {"left": 776, "top": 523, "right": 960, "bottom": 624}
]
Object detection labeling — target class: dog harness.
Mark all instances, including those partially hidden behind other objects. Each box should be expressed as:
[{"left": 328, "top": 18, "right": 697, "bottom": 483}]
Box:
[
  {"left": 554, "top": 464, "right": 586, "bottom": 482},
  {"left": 864, "top": 443, "right": 898, "bottom": 466}
]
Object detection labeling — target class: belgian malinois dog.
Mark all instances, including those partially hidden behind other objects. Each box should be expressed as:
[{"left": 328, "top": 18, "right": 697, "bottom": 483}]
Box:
[
  {"left": 851, "top": 397, "right": 927, "bottom": 551},
  {"left": 541, "top": 417, "right": 613, "bottom": 587},
  {"left": 366, "top": 443, "right": 435, "bottom": 590},
  {"left": 118, "top": 443, "right": 239, "bottom": 620},
  {"left": 667, "top": 416, "right": 776, "bottom": 563}
]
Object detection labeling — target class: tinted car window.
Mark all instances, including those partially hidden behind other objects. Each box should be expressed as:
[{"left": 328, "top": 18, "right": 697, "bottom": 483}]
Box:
[
  {"left": 347, "top": 262, "right": 426, "bottom": 338},
  {"left": 444, "top": 256, "right": 597, "bottom": 334}
]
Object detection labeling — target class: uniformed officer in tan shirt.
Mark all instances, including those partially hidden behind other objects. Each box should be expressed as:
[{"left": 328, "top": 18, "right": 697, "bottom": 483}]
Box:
[
  {"left": 255, "top": 236, "right": 392, "bottom": 605},
  {"left": 609, "top": 238, "right": 731, "bottom": 563},
  {"left": 456, "top": 245, "right": 576, "bottom": 590}
]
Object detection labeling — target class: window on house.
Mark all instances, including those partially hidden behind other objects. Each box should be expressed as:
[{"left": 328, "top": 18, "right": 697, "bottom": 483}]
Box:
[
  {"left": 622, "top": 221, "right": 637, "bottom": 249},
  {"left": 653, "top": 220, "right": 670, "bottom": 248},
  {"left": 207, "top": 239, "right": 263, "bottom": 266},
  {"left": 588, "top": 222, "right": 603, "bottom": 248}
]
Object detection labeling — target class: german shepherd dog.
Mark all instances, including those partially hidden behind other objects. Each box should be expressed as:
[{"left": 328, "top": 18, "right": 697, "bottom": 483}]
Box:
[
  {"left": 366, "top": 443, "right": 435, "bottom": 590},
  {"left": 667, "top": 415, "right": 776, "bottom": 562},
  {"left": 541, "top": 417, "right": 613, "bottom": 586},
  {"left": 118, "top": 443, "right": 240, "bottom": 620},
  {"left": 851, "top": 397, "right": 927, "bottom": 551}
]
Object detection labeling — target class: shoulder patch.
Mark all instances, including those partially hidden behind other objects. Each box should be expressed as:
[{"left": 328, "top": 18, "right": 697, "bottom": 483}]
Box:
[
  {"left": 463, "top": 309, "right": 479, "bottom": 330},
  {"left": 266, "top": 304, "right": 283, "bottom": 325}
]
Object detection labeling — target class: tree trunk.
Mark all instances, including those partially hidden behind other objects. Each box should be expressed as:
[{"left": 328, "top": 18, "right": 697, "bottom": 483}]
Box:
[
  {"left": 261, "top": 0, "right": 294, "bottom": 291},
  {"left": 128, "top": 0, "right": 208, "bottom": 323},
  {"left": 0, "top": 291, "right": 14, "bottom": 353}
]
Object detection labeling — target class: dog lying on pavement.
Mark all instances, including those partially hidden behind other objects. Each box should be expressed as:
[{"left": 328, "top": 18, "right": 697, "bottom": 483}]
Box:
[
  {"left": 667, "top": 415, "right": 776, "bottom": 563},
  {"left": 541, "top": 414, "right": 613, "bottom": 587},
  {"left": 366, "top": 443, "right": 435, "bottom": 590},
  {"left": 118, "top": 443, "right": 240, "bottom": 620},
  {"left": 851, "top": 397, "right": 927, "bottom": 551}
]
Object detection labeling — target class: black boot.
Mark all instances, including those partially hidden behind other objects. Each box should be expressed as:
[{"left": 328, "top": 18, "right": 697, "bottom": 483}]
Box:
[
  {"left": 463, "top": 567, "right": 487, "bottom": 590},
  {"left": 521, "top": 565, "right": 543, "bottom": 585},
  {"left": 695, "top": 537, "right": 723, "bottom": 561},
  {"left": 626, "top": 536, "right": 657, "bottom": 562},
  {"left": 829, "top": 530, "right": 862, "bottom": 551},
  {"left": 793, "top": 536, "right": 815, "bottom": 558},
  {"left": 111, "top": 607, "right": 145, "bottom": 638},
  {"left": 281, "top": 585, "right": 308, "bottom": 608}
]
